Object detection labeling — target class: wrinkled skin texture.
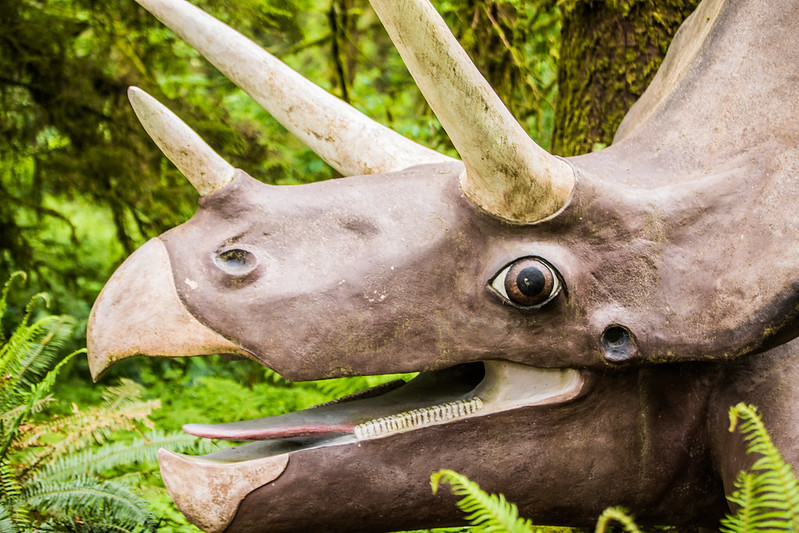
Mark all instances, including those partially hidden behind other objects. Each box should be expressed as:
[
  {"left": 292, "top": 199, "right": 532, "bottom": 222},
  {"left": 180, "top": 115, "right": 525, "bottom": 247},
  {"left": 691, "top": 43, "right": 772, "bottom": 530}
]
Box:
[{"left": 88, "top": 0, "right": 799, "bottom": 530}]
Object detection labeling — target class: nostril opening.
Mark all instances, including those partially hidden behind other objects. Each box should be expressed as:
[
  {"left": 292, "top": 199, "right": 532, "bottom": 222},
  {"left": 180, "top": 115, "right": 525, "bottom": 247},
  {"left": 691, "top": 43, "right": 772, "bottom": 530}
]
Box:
[
  {"left": 601, "top": 325, "right": 638, "bottom": 363},
  {"left": 603, "top": 326, "right": 627, "bottom": 347}
]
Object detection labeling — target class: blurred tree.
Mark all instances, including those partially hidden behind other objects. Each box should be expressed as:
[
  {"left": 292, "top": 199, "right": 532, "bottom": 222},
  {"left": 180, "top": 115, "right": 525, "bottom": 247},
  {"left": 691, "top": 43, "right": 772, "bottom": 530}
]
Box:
[
  {"left": 0, "top": 0, "right": 305, "bottom": 319},
  {"left": 551, "top": 0, "right": 699, "bottom": 156}
]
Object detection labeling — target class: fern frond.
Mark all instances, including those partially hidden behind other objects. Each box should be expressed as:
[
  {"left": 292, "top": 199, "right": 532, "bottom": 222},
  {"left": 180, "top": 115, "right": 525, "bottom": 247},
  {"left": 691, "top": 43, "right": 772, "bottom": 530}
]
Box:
[
  {"left": 431, "top": 469, "right": 533, "bottom": 533},
  {"left": 11, "top": 316, "right": 74, "bottom": 392},
  {"left": 0, "top": 315, "right": 74, "bottom": 413},
  {"left": 0, "top": 459, "right": 31, "bottom": 531},
  {"left": 721, "top": 402, "right": 799, "bottom": 532},
  {"left": 1, "top": 396, "right": 55, "bottom": 424},
  {"left": 0, "top": 317, "right": 59, "bottom": 395},
  {"left": 720, "top": 471, "right": 758, "bottom": 533},
  {"left": 22, "top": 475, "right": 156, "bottom": 529},
  {"left": 39, "top": 517, "right": 152, "bottom": 532},
  {"left": 0, "top": 279, "right": 160, "bottom": 532},
  {"left": 0, "top": 459, "right": 21, "bottom": 502},
  {"left": 0, "top": 349, "right": 83, "bottom": 460},
  {"left": 30, "top": 430, "right": 217, "bottom": 484},
  {"left": 0, "top": 501, "right": 19, "bottom": 533},
  {"left": 21, "top": 378, "right": 154, "bottom": 443},
  {"left": 20, "top": 397, "right": 160, "bottom": 461},
  {"left": 594, "top": 507, "right": 641, "bottom": 533},
  {"left": 100, "top": 379, "right": 150, "bottom": 409},
  {"left": 18, "top": 380, "right": 161, "bottom": 473}
]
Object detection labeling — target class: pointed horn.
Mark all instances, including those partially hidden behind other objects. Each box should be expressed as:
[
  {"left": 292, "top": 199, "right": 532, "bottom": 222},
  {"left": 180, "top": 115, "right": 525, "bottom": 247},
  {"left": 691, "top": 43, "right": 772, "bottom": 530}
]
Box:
[
  {"left": 128, "top": 87, "right": 234, "bottom": 195},
  {"left": 369, "top": 0, "right": 575, "bottom": 224},
  {"left": 133, "top": 0, "right": 454, "bottom": 176}
]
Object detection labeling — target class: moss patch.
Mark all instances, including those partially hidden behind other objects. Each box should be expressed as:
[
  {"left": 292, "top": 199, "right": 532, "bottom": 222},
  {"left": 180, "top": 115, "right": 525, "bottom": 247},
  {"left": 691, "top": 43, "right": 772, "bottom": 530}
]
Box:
[{"left": 551, "top": 0, "right": 699, "bottom": 156}]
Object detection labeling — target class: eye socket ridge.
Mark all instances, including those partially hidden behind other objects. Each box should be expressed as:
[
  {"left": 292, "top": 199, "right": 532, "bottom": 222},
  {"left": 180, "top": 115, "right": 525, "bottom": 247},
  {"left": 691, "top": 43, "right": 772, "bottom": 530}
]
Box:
[{"left": 489, "top": 256, "right": 563, "bottom": 309}]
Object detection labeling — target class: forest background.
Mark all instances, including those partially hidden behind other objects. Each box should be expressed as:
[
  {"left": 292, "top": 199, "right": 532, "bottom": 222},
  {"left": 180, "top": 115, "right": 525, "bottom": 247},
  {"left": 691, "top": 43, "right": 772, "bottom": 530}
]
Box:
[{"left": 0, "top": 0, "right": 696, "bottom": 530}]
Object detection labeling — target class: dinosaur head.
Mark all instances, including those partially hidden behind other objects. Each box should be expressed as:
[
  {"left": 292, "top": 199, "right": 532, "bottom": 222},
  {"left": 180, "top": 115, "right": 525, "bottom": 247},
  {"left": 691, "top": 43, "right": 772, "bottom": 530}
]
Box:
[{"left": 87, "top": 0, "right": 799, "bottom": 530}]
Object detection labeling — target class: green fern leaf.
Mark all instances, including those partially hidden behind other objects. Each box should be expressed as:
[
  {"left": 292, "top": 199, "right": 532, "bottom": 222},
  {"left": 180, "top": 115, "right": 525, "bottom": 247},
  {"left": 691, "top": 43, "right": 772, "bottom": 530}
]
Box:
[
  {"left": 39, "top": 518, "right": 152, "bottom": 532},
  {"left": 0, "top": 459, "right": 21, "bottom": 502},
  {"left": 0, "top": 311, "right": 74, "bottom": 415},
  {"left": 0, "top": 501, "right": 19, "bottom": 533},
  {"left": 721, "top": 402, "right": 799, "bottom": 532},
  {"left": 0, "top": 348, "right": 83, "bottom": 459},
  {"left": 0, "top": 277, "right": 160, "bottom": 532},
  {"left": 720, "top": 471, "right": 758, "bottom": 533},
  {"left": 31, "top": 430, "right": 216, "bottom": 484},
  {"left": 594, "top": 506, "right": 641, "bottom": 533},
  {"left": 22, "top": 475, "right": 156, "bottom": 529},
  {"left": 21, "top": 397, "right": 161, "bottom": 462},
  {"left": 431, "top": 469, "right": 534, "bottom": 533}
]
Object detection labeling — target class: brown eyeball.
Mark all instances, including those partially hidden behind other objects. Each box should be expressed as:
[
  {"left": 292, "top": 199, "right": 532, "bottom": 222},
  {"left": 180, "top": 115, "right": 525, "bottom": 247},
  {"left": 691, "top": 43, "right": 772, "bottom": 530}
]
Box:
[{"left": 490, "top": 257, "right": 561, "bottom": 308}]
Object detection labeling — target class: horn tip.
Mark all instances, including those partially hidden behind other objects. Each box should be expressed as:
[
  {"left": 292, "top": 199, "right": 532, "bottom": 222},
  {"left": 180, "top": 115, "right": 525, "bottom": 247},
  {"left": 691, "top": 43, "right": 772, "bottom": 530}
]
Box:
[
  {"left": 127, "top": 85, "right": 143, "bottom": 99},
  {"left": 127, "top": 86, "right": 160, "bottom": 116}
]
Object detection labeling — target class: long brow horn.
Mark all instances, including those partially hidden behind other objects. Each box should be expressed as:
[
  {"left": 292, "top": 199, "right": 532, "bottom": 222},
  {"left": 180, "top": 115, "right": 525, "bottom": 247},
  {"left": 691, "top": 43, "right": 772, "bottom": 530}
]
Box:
[
  {"left": 369, "top": 0, "right": 575, "bottom": 224},
  {"left": 133, "top": 0, "right": 454, "bottom": 176},
  {"left": 128, "top": 87, "right": 234, "bottom": 195}
]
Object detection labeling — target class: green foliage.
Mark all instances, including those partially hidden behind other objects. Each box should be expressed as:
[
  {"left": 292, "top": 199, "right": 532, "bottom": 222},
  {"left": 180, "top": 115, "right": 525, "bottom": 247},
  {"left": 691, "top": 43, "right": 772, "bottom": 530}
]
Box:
[
  {"left": 431, "top": 468, "right": 641, "bottom": 533},
  {"left": 594, "top": 507, "right": 641, "bottom": 533},
  {"left": 148, "top": 374, "right": 331, "bottom": 432},
  {"left": 720, "top": 403, "right": 799, "bottom": 533},
  {"left": 0, "top": 0, "right": 308, "bottom": 321},
  {"left": 307, "top": 371, "right": 417, "bottom": 399},
  {"left": 431, "top": 469, "right": 534, "bottom": 533},
  {"left": 0, "top": 275, "right": 211, "bottom": 531}
]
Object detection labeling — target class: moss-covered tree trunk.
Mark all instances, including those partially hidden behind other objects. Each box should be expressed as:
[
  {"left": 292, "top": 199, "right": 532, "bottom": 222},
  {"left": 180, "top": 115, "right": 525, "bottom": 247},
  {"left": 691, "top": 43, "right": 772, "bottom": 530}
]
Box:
[{"left": 551, "top": 0, "right": 699, "bottom": 156}]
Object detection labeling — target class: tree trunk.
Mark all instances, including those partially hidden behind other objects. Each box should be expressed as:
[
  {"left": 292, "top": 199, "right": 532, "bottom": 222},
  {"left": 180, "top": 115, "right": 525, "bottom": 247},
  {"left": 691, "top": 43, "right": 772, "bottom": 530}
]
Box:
[{"left": 551, "top": 0, "right": 699, "bottom": 156}]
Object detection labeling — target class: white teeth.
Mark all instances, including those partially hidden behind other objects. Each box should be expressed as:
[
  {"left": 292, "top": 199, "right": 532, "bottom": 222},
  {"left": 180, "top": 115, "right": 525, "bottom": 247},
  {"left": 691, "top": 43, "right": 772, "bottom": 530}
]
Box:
[{"left": 353, "top": 398, "right": 484, "bottom": 440}]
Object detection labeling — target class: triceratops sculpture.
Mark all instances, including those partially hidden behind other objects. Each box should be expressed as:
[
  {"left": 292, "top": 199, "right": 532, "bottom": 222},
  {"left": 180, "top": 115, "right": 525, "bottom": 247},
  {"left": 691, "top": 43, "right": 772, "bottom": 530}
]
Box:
[{"left": 87, "top": 0, "right": 799, "bottom": 530}]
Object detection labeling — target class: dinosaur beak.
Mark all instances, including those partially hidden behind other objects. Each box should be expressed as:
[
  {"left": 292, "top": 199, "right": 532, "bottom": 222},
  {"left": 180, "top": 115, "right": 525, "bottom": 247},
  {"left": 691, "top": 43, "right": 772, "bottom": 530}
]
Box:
[
  {"left": 87, "top": 237, "right": 248, "bottom": 380},
  {"left": 158, "top": 448, "right": 289, "bottom": 533}
]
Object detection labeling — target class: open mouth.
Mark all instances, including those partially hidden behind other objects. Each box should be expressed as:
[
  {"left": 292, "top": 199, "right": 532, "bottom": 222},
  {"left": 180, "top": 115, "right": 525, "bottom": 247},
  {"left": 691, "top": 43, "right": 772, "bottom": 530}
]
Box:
[
  {"left": 179, "top": 360, "right": 584, "bottom": 451},
  {"left": 155, "top": 360, "right": 584, "bottom": 532}
]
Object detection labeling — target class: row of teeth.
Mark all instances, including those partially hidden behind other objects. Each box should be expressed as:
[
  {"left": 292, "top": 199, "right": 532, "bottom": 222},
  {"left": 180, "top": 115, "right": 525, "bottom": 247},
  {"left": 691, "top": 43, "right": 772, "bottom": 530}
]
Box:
[{"left": 353, "top": 397, "right": 484, "bottom": 440}]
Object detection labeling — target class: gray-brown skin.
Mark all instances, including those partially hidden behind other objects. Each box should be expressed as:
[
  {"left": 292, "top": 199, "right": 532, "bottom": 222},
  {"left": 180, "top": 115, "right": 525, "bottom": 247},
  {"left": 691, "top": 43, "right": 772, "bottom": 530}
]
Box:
[
  {"left": 223, "top": 344, "right": 799, "bottom": 531},
  {"left": 89, "top": 0, "right": 799, "bottom": 530}
]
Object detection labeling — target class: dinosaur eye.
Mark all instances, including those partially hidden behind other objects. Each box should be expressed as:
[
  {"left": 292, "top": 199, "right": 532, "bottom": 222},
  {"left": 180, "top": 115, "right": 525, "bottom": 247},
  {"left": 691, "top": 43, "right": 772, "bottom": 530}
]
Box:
[
  {"left": 214, "top": 248, "right": 257, "bottom": 276},
  {"left": 490, "top": 257, "right": 562, "bottom": 308}
]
